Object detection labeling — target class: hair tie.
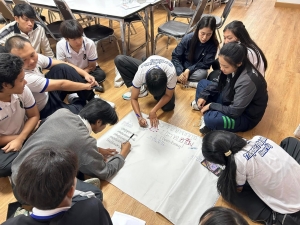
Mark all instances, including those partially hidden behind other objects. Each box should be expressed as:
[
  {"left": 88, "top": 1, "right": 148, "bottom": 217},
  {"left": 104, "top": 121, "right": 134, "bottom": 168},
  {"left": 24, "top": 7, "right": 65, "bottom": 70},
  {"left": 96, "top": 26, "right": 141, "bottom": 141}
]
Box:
[{"left": 224, "top": 150, "right": 232, "bottom": 157}]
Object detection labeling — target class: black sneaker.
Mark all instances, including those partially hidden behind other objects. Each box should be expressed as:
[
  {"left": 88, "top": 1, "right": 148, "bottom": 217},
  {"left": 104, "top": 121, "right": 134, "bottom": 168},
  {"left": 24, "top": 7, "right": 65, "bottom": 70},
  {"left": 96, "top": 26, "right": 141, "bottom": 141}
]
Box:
[
  {"left": 200, "top": 126, "right": 212, "bottom": 135},
  {"left": 93, "top": 85, "right": 104, "bottom": 93}
]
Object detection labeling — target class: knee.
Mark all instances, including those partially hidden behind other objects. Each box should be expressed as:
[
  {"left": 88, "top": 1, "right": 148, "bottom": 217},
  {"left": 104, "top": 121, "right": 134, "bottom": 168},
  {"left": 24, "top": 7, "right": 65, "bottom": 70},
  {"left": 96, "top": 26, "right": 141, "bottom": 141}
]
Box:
[{"left": 114, "top": 55, "right": 126, "bottom": 68}]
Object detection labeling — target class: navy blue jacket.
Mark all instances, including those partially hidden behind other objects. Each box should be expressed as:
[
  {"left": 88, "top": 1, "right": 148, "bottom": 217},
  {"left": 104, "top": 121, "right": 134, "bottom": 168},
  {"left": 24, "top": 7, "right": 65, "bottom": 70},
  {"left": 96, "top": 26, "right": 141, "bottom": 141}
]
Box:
[{"left": 171, "top": 33, "right": 217, "bottom": 76}]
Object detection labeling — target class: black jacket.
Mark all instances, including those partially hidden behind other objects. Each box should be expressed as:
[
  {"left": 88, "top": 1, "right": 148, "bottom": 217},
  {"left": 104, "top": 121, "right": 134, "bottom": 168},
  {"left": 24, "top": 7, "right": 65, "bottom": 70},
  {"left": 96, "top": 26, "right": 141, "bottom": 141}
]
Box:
[
  {"left": 199, "top": 68, "right": 268, "bottom": 128},
  {"left": 171, "top": 32, "right": 217, "bottom": 76},
  {"left": 3, "top": 198, "right": 112, "bottom": 225}
]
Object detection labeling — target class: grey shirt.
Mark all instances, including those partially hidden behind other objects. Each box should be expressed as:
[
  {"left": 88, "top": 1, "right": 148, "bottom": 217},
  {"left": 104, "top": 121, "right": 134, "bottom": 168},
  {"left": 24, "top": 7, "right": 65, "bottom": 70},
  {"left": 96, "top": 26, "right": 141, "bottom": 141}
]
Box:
[{"left": 11, "top": 109, "right": 125, "bottom": 183}]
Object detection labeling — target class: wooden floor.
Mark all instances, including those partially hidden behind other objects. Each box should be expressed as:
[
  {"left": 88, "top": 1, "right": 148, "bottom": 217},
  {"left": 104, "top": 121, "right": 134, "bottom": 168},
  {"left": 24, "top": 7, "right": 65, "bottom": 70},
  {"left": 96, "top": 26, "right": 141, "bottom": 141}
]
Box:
[{"left": 1, "top": 0, "right": 300, "bottom": 224}]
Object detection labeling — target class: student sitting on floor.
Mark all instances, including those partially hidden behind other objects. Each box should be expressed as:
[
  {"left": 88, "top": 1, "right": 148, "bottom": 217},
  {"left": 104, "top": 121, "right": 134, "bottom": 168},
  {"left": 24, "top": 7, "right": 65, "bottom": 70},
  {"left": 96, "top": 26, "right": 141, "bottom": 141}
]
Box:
[
  {"left": 0, "top": 3, "right": 54, "bottom": 58},
  {"left": 208, "top": 20, "right": 268, "bottom": 81},
  {"left": 11, "top": 98, "right": 131, "bottom": 192},
  {"left": 56, "top": 20, "right": 106, "bottom": 93},
  {"left": 171, "top": 16, "right": 218, "bottom": 88},
  {"left": 114, "top": 55, "right": 176, "bottom": 128},
  {"left": 202, "top": 130, "right": 300, "bottom": 225},
  {"left": 193, "top": 42, "right": 268, "bottom": 134},
  {"left": 200, "top": 206, "right": 249, "bottom": 225},
  {"left": 5, "top": 35, "right": 114, "bottom": 119},
  {"left": 0, "top": 53, "right": 39, "bottom": 177},
  {"left": 3, "top": 148, "right": 113, "bottom": 225}
]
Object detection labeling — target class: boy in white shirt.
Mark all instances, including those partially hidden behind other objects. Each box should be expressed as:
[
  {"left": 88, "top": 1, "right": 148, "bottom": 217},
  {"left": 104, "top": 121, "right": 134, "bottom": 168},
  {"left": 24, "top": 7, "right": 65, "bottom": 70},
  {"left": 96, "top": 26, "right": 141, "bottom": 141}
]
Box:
[
  {"left": 0, "top": 3, "right": 54, "bottom": 58},
  {"left": 56, "top": 20, "right": 106, "bottom": 93},
  {"left": 5, "top": 35, "right": 112, "bottom": 119},
  {"left": 0, "top": 53, "right": 39, "bottom": 177}
]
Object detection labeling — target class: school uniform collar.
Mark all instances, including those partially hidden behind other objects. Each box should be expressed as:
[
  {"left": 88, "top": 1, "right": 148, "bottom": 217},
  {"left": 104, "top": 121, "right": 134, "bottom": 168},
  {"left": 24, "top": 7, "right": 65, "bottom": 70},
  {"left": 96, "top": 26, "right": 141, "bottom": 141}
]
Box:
[
  {"left": 30, "top": 206, "right": 70, "bottom": 220},
  {"left": 13, "top": 21, "right": 38, "bottom": 35},
  {"left": 65, "top": 39, "right": 86, "bottom": 56},
  {"left": 0, "top": 94, "right": 21, "bottom": 111},
  {"left": 78, "top": 115, "right": 92, "bottom": 135}
]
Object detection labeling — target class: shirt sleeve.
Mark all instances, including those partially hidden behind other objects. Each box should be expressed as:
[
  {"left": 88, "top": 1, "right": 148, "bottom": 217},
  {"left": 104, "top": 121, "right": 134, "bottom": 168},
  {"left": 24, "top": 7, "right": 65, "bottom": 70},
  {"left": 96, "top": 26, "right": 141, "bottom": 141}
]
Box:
[
  {"left": 25, "top": 73, "right": 49, "bottom": 93},
  {"left": 78, "top": 137, "right": 125, "bottom": 180},
  {"left": 22, "top": 86, "right": 36, "bottom": 109},
  {"left": 38, "top": 54, "right": 52, "bottom": 69},
  {"left": 209, "top": 75, "right": 257, "bottom": 118},
  {"left": 235, "top": 154, "right": 247, "bottom": 186},
  {"left": 39, "top": 26, "right": 55, "bottom": 58},
  {"left": 171, "top": 35, "right": 188, "bottom": 75},
  {"left": 166, "top": 66, "right": 177, "bottom": 89},
  {"left": 86, "top": 39, "right": 98, "bottom": 62},
  {"left": 132, "top": 66, "right": 145, "bottom": 88},
  {"left": 56, "top": 40, "right": 67, "bottom": 62}
]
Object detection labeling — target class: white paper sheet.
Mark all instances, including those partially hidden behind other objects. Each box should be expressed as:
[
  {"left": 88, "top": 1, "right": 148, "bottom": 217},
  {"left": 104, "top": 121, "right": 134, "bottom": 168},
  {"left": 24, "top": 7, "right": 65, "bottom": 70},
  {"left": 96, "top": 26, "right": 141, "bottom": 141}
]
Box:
[
  {"left": 112, "top": 211, "right": 146, "bottom": 225},
  {"left": 97, "top": 111, "right": 219, "bottom": 225}
]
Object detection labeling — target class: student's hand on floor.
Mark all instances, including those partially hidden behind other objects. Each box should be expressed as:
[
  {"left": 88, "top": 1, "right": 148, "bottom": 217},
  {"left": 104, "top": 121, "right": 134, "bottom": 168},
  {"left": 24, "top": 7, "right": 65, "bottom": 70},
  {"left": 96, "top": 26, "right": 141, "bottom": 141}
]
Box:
[
  {"left": 197, "top": 98, "right": 206, "bottom": 109},
  {"left": 120, "top": 142, "right": 131, "bottom": 158},
  {"left": 84, "top": 73, "right": 98, "bottom": 87},
  {"left": 138, "top": 117, "right": 148, "bottom": 127},
  {"left": 148, "top": 111, "right": 159, "bottom": 128},
  {"left": 201, "top": 103, "right": 211, "bottom": 114},
  {"left": 2, "top": 138, "right": 23, "bottom": 153},
  {"left": 98, "top": 147, "right": 118, "bottom": 161}
]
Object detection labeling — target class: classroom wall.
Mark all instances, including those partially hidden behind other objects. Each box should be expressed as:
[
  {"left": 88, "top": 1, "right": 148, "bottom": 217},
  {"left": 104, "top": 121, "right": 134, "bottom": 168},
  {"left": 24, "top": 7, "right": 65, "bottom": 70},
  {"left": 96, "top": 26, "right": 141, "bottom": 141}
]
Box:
[
  {"left": 275, "top": 0, "right": 300, "bottom": 8},
  {"left": 276, "top": 0, "right": 300, "bottom": 3}
]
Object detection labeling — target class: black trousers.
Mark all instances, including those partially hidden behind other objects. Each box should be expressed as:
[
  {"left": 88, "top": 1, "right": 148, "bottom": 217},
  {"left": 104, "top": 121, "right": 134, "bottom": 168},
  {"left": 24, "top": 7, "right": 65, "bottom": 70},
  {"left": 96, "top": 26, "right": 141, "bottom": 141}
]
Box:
[
  {"left": 40, "top": 64, "right": 95, "bottom": 119},
  {"left": 114, "top": 55, "right": 175, "bottom": 111},
  {"left": 226, "top": 137, "right": 300, "bottom": 225},
  {"left": 0, "top": 150, "right": 18, "bottom": 177},
  {"left": 90, "top": 66, "right": 106, "bottom": 83}
]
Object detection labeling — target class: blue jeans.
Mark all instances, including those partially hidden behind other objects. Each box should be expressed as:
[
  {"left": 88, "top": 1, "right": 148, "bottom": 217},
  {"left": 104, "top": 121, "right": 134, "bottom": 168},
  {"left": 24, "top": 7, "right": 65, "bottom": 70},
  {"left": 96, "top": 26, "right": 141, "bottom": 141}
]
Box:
[{"left": 195, "top": 80, "right": 252, "bottom": 132}]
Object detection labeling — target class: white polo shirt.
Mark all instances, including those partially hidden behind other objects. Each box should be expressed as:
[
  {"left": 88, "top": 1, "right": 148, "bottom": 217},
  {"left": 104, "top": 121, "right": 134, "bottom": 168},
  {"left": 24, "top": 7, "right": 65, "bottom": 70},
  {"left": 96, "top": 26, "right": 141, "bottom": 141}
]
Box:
[
  {"left": 24, "top": 54, "right": 52, "bottom": 111},
  {"left": 56, "top": 37, "right": 98, "bottom": 69},
  {"left": 132, "top": 55, "right": 177, "bottom": 90},
  {"left": 0, "top": 86, "right": 36, "bottom": 136},
  {"left": 235, "top": 136, "right": 300, "bottom": 214}
]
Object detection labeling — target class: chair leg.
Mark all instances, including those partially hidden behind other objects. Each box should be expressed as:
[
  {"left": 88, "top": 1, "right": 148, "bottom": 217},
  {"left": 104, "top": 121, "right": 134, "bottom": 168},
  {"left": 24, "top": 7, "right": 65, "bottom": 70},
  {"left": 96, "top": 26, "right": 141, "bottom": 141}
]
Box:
[
  {"left": 112, "top": 35, "right": 121, "bottom": 54},
  {"left": 167, "top": 37, "right": 171, "bottom": 49},
  {"left": 100, "top": 41, "right": 105, "bottom": 52},
  {"left": 153, "top": 34, "right": 161, "bottom": 54},
  {"left": 217, "top": 29, "right": 222, "bottom": 44},
  {"left": 127, "top": 24, "right": 130, "bottom": 51},
  {"left": 130, "top": 23, "right": 137, "bottom": 34}
]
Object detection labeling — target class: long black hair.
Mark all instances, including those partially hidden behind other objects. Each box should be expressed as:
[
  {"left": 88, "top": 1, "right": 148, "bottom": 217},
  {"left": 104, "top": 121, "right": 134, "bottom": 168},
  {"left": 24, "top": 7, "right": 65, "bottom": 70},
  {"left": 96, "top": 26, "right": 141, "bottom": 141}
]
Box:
[
  {"left": 200, "top": 206, "right": 249, "bottom": 225},
  {"left": 202, "top": 130, "right": 247, "bottom": 202},
  {"left": 223, "top": 20, "right": 268, "bottom": 71},
  {"left": 217, "top": 42, "right": 266, "bottom": 101},
  {"left": 188, "top": 16, "right": 218, "bottom": 62}
]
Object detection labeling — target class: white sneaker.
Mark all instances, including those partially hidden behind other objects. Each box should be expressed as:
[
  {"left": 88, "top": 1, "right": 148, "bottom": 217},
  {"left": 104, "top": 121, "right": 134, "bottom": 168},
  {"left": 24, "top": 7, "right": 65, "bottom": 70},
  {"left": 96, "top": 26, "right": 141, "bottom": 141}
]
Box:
[
  {"left": 94, "top": 95, "right": 115, "bottom": 108},
  {"left": 187, "top": 81, "right": 198, "bottom": 89},
  {"left": 122, "top": 85, "right": 148, "bottom": 100},
  {"left": 67, "top": 93, "right": 79, "bottom": 103},
  {"left": 84, "top": 178, "right": 101, "bottom": 189},
  {"left": 199, "top": 116, "right": 205, "bottom": 130},
  {"left": 191, "top": 100, "right": 200, "bottom": 111}
]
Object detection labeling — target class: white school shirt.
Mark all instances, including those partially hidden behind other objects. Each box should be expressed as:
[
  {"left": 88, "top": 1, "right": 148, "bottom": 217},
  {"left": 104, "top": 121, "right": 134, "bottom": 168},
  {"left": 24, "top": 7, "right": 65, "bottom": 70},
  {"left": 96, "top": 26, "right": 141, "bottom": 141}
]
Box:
[
  {"left": 247, "top": 48, "right": 265, "bottom": 76},
  {"left": 132, "top": 55, "right": 177, "bottom": 90},
  {"left": 24, "top": 54, "right": 52, "bottom": 111},
  {"left": 56, "top": 37, "right": 98, "bottom": 69},
  {"left": 235, "top": 136, "right": 300, "bottom": 214},
  {"left": 0, "top": 86, "right": 36, "bottom": 136}
]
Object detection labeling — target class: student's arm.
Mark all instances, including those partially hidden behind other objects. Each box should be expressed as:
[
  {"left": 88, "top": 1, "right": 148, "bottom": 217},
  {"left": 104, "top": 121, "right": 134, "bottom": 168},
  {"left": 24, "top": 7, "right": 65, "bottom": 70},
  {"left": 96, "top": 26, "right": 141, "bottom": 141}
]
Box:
[
  {"left": 45, "top": 79, "right": 92, "bottom": 92},
  {"left": 2, "top": 104, "right": 40, "bottom": 152},
  {"left": 187, "top": 43, "right": 218, "bottom": 74},
  {"left": 83, "top": 61, "right": 97, "bottom": 73},
  {"left": 40, "top": 29, "right": 55, "bottom": 58},
  {"left": 79, "top": 139, "right": 130, "bottom": 180},
  {"left": 171, "top": 35, "right": 188, "bottom": 75},
  {"left": 149, "top": 88, "right": 174, "bottom": 128},
  {"left": 131, "top": 87, "right": 148, "bottom": 127},
  {"left": 50, "top": 59, "right": 98, "bottom": 87},
  {"left": 209, "top": 76, "right": 257, "bottom": 118}
]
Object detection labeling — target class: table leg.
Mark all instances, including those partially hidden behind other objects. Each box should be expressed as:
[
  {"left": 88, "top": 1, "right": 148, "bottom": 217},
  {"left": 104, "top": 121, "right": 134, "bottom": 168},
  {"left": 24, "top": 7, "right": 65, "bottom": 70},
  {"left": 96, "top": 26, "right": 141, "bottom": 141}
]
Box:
[
  {"left": 145, "top": 8, "right": 150, "bottom": 57},
  {"left": 150, "top": 5, "right": 155, "bottom": 55},
  {"left": 119, "top": 19, "right": 127, "bottom": 55}
]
